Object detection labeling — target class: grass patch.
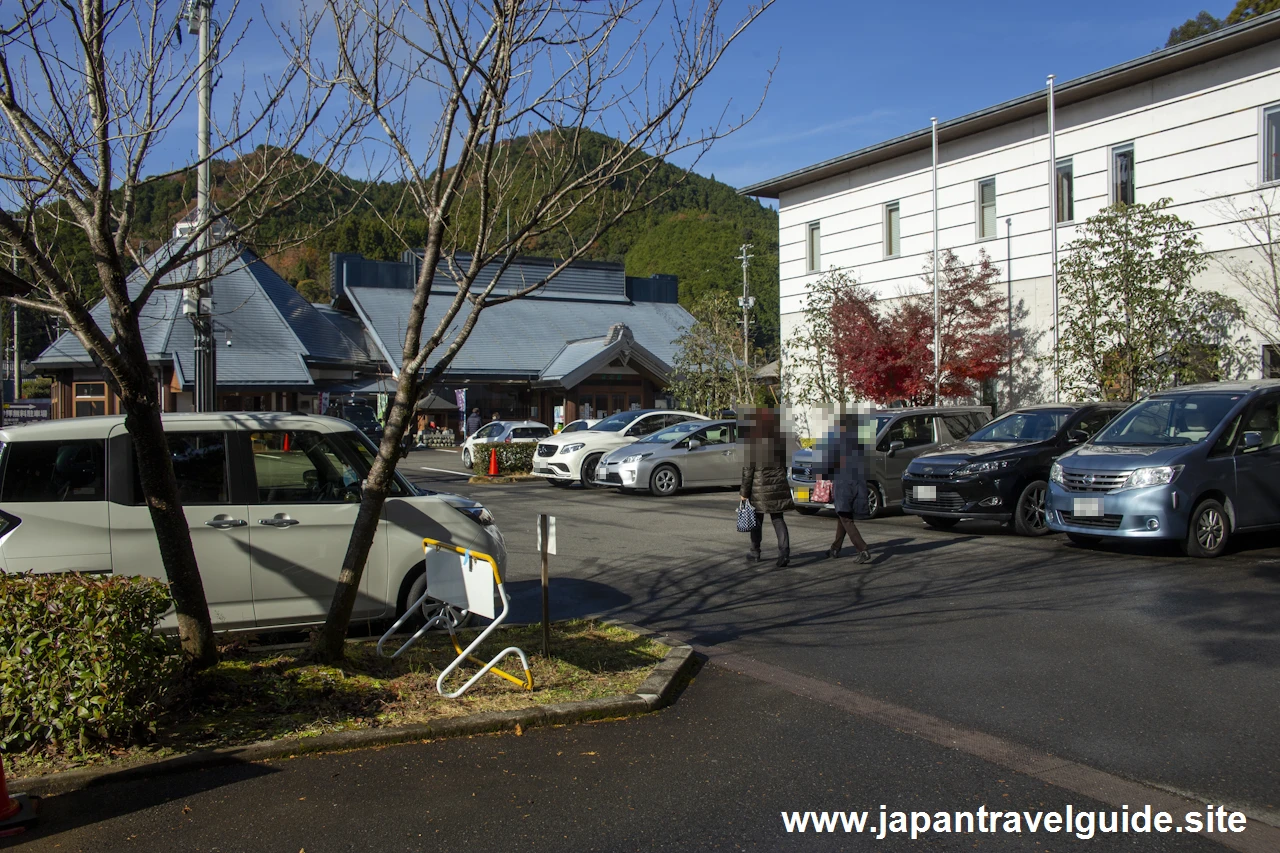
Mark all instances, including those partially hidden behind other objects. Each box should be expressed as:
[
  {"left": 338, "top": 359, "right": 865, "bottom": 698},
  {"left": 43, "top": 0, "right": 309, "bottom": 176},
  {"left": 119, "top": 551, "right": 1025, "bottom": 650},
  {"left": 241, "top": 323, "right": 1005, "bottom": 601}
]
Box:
[{"left": 8, "top": 620, "right": 666, "bottom": 778}]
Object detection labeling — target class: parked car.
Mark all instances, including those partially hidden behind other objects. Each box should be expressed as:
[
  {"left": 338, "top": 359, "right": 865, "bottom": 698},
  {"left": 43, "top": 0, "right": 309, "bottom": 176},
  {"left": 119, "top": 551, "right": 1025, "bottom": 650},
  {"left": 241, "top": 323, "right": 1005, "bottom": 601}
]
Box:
[
  {"left": 0, "top": 413, "right": 506, "bottom": 632},
  {"left": 788, "top": 406, "right": 991, "bottom": 518},
  {"left": 558, "top": 419, "right": 599, "bottom": 434},
  {"left": 1046, "top": 380, "right": 1280, "bottom": 557},
  {"left": 326, "top": 400, "right": 385, "bottom": 445},
  {"left": 593, "top": 419, "right": 737, "bottom": 495},
  {"left": 531, "top": 409, "right": 706, "bottom": 487},
  {"left": 460, "top": 420, "right": 553, "bottom": 469},
  {"left": 901, "top": 402, "right": 1126, "bottom": 535}
]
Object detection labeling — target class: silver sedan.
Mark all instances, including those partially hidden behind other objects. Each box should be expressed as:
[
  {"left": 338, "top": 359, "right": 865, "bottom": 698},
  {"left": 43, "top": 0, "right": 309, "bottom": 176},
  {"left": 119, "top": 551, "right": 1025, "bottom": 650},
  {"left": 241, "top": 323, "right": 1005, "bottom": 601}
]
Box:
[{"left": 592, "top": 420, "right": 738, "bottom": 496}]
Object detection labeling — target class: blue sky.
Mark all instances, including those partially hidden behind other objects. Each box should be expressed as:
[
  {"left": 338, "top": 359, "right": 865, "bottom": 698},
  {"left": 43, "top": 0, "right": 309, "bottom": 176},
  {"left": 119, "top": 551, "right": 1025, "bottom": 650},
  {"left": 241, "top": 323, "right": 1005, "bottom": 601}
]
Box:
[
  {"left": 680, "top": 0, "right": 1232, "bottom": 193},
  {"left": 127, "top": 1, "right": 1230, "bottom": 200}
]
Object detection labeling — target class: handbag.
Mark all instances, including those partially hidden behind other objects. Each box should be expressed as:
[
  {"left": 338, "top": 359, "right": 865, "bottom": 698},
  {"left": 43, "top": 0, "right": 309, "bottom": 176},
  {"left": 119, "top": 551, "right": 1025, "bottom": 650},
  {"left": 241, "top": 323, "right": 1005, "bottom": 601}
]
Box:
[
  {"left": 736, "top": 499, "right": 758, "bottom": 533},
  {"left": 812, "top": 476, "right": 833, "bottom": 504}
]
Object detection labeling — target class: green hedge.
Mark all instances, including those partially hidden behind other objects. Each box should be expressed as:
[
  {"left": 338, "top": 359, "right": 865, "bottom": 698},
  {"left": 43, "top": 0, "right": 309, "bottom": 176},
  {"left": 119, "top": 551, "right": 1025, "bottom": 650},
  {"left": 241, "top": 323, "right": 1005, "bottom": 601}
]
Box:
[
  {"left": 473, "top": 441, "right": 536, "bottom": 473},
  {"left": 0, "top": 573, "right": 176, "bottom": 753}
]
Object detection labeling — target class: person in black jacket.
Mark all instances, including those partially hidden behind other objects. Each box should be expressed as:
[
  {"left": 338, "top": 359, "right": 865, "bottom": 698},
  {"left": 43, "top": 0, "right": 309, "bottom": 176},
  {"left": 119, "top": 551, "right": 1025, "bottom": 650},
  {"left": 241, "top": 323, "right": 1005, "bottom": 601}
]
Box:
[
  {"left": 740, "top": 406, "right": 795, "bottom": 567},
  {"left": 820, "top": 409, "right": 872, "bottom": 563}
]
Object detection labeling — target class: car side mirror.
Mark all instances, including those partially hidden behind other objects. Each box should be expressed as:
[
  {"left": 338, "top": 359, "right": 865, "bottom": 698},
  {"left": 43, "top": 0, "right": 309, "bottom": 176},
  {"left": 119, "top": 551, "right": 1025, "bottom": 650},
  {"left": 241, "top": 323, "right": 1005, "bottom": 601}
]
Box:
[
  {"left": 687, "top": 438, "right": 702, "bottom": 451},
  {"left": 888, "top": 440, "right": 905, "bottom": 457},
  {"left": 1243, "top": 430, "right": 1263, "bottom": 450},
  {"left": 1067, "top": 429, "right": 1088, "bottom": 445}
]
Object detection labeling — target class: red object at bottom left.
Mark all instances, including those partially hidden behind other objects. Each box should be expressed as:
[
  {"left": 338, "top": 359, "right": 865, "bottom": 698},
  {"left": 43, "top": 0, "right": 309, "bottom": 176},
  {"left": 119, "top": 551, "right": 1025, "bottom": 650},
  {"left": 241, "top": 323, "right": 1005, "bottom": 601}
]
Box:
[{"left": 0, "top": 756, "right": 38, "bottom": 837}]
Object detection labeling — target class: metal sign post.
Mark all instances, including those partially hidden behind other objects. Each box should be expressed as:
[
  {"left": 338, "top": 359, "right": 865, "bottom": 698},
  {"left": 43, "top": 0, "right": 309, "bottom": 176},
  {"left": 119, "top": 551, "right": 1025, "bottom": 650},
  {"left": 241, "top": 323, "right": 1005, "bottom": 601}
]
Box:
[{"left": 537, "top": 514, "right": 556, "bottom": 657}]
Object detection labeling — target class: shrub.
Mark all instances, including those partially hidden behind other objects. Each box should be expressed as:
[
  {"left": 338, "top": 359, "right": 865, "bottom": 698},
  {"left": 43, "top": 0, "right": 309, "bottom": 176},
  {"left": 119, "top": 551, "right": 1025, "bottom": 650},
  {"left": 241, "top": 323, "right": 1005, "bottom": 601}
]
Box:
[
  {"left": 0, "top": 573, "right": 177, "bottom": 754},
  {"left": 473, "top": 441, "right": 536, "bottom": 473}
]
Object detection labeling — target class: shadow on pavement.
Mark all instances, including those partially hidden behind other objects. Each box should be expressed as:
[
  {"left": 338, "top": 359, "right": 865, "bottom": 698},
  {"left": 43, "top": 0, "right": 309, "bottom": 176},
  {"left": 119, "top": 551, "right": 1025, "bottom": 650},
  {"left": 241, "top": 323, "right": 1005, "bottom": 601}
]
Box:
[
  {"left": 500, "top": 577, "right": 632, "bottom": 625},
  {"left": 10, "top": 757, "right": 279, "bottom": 845}
]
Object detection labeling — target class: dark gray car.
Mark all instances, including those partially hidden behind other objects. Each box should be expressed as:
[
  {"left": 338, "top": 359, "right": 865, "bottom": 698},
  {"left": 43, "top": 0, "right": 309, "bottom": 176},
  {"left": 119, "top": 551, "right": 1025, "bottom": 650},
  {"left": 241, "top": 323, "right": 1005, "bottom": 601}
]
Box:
[{"left": 788, "top": 406, "right": 991, "bottom": 517}]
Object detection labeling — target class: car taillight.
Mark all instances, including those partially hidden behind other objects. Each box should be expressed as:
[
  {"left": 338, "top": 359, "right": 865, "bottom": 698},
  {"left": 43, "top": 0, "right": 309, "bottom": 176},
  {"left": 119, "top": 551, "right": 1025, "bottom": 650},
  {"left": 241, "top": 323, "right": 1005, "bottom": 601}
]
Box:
[{"left": 504, "top": 436, "right": 512, "bottom": 443}]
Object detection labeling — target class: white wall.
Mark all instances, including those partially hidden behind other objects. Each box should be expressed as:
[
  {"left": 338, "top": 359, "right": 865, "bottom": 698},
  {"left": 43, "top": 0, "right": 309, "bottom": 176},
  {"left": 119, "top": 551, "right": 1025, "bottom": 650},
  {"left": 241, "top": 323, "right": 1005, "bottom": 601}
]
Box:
[{"left": 774, "top": 39, "right": 1280, "bottom": 406}]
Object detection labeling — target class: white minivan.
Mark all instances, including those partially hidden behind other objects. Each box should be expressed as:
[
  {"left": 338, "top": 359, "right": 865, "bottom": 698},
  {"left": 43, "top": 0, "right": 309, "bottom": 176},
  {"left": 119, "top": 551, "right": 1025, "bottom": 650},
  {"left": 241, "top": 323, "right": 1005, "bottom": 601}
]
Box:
[{"left": 0, "top": 412, "right": 505, "bottom": 631}]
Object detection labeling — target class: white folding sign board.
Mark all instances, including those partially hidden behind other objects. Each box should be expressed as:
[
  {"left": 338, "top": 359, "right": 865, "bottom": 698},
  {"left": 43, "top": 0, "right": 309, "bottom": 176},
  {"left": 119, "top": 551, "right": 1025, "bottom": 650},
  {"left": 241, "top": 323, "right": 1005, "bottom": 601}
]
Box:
[
  {"left": 425, "top": 548, "right": 497, "bottom": 620},
  {"left": 537, "top": 515, "right": 557, "bottom": 555}
]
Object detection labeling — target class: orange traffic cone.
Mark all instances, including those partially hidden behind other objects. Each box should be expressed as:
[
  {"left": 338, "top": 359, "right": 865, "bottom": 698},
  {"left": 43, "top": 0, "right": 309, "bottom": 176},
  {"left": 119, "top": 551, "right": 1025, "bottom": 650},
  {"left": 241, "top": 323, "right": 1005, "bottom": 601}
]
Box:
[
  {"left": 487, "top": 448, "right": 499, "bottom": 476},
  {"left": 0, "top": 756, "right": 37, "bottom": 836}
]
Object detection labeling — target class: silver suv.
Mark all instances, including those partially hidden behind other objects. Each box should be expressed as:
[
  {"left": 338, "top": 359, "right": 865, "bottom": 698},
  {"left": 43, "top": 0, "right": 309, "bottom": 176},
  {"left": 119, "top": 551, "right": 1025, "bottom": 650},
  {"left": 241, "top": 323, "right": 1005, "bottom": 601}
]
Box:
[
  {"left": 0, "top": 413, "right": 505, "bottom": 632},
  {"left": 788, "top": 406, "right": 990, "bottom": 517}
]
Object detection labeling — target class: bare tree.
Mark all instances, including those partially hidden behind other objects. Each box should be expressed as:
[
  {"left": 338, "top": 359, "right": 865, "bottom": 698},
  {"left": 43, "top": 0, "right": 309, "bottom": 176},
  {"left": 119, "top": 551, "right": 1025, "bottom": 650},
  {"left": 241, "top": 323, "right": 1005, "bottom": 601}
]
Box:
[
  {"left": 1213, "top": 186, "right": 1280, "bottom": 350},
  {"left": 311, "top": 0, "right": 774, "bottom": 660},
  {"left": 0, "top": 0, "right": 366, "bottom": 666}
]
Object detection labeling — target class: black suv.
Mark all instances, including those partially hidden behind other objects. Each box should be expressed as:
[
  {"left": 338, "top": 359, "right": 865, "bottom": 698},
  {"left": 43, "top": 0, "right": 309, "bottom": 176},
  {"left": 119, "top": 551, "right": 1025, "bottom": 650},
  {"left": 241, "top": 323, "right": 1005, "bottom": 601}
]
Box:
[
  {"left": 328, "top": 401, "right": 385, "bottom": 445},
  {"left": 901, "top": 402, "right": 1126, "bottom": 536}
]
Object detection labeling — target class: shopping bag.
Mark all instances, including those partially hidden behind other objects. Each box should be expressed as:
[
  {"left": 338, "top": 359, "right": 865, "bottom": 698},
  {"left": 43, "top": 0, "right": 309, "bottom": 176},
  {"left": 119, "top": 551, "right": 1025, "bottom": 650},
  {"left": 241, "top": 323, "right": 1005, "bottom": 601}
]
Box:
[
  {"left": 812, "top": 476, "right": 832, "bottom": 504},
  {"left": 736, "top": 500, "right": 758, "bottom": 533}
]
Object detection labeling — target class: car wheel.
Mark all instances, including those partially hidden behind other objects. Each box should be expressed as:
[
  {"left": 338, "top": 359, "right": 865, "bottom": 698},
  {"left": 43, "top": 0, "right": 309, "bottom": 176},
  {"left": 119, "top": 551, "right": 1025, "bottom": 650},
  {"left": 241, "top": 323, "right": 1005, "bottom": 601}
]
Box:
[
  {"left": 649, "top": 464, "right": 680, "bottom": 496},
  {"left": 400, "top": 569, "right": 471, "bottom": 632},
  {"left": 922, "top": 516, "right": 959, "bottom": 529},
  {"left": 1182, "top": 498, "right": 1229, "bottom": 558},
  {"left": 1013, "top": 479, "right": 1051, "bottom": 537},
  {"left": 580, "top": 453, "right": 604, "bottom": 489},
  {"left": 1066, "top": 532, "right": 1102, "bottom": 547},
  {"left": 866, "top": 482, "right": 884, "bottom": 519},
  {"left": 796, "top": 505, "right": 821, "bottom": 516},
  {"left": 461, "top": 448, "right": 473, "bottom": 469}
]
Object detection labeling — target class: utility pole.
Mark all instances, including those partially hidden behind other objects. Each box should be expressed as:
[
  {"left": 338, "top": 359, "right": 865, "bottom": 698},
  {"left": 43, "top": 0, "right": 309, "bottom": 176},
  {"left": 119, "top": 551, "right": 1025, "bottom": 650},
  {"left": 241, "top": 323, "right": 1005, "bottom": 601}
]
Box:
[
  {"left": 736, "top": 243, "right": 755, "bottom": 406},
  {"left": 1047, "top": 74, "right": 1060, "bottom": 403},
  {"left": 931, "top": 117, "right": 940, "bottom": 404},
  {"left": 183, "top": 0, "right": 217, "bottom": 412},
  {"left": 11, "top": 245, "right": 18, "bottom": 403},
  {"left": 5, "top": 244, "right": 13, "bottom": 417}
]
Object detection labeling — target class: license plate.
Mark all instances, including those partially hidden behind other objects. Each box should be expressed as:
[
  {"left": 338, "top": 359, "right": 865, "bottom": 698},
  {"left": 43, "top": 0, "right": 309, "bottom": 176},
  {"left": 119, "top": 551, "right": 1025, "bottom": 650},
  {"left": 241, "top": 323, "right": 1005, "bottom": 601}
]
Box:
[
  {"left": 796, "top": 488, "right": 809, "bottom": 502},
  {"left": 596, "top": 465, "right": 607, "bottom": 478},
  {"left": 1073, "top": 497, "right": 1103, "bottom": 517},
  {"left": 916, "top": 485, "right": 936, "bottom": 501}
]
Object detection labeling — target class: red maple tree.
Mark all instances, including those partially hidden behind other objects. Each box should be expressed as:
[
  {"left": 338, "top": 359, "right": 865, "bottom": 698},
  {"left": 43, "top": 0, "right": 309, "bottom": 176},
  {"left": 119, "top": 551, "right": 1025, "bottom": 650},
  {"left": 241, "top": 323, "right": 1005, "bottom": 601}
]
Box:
[{"left": 829, "top": 249, "right": 1010, "bottom": 405}]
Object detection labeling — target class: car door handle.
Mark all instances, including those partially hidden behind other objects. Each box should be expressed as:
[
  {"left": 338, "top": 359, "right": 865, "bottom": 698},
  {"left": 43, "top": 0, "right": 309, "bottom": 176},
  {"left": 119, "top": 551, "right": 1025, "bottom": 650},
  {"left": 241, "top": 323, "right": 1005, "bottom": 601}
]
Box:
[
  {"left": 204, "top": 517, "right": 247, "bottom": 529},
  {"left": 258, "top": 516, "right": 301, "bottom": 528}
]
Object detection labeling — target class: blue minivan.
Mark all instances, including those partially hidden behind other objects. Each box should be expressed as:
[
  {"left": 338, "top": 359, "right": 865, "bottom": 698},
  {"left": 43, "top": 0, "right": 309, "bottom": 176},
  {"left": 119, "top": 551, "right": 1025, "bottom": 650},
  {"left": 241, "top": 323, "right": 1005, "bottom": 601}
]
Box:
[{"left": 1046, "top": 380, "right": 1280, "bottom": 557}]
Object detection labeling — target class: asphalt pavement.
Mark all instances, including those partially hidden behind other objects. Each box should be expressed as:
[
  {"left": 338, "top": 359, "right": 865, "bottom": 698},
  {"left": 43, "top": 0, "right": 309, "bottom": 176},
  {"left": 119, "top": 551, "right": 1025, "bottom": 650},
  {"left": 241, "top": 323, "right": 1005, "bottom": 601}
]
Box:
[{"left": 12, "top": 447, "right": 1278, "bottom": 852}]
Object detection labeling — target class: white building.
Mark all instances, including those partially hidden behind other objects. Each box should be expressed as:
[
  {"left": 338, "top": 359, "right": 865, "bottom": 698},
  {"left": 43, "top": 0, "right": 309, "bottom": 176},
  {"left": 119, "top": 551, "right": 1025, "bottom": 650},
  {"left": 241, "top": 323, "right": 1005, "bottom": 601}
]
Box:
[{"left": 741, "top": 11, "right": 1280, "bottom": 410}]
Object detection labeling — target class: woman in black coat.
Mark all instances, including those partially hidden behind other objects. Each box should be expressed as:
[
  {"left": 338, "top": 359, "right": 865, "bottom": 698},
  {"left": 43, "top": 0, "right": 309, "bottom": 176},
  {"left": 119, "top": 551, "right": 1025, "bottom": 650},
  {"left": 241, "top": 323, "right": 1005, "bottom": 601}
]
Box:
[
  {"left": 739, "top": 406, "right": 795, "bottom": 567},
  {"left": 821, "top": 411, "right": 872, "bottom": 563}
]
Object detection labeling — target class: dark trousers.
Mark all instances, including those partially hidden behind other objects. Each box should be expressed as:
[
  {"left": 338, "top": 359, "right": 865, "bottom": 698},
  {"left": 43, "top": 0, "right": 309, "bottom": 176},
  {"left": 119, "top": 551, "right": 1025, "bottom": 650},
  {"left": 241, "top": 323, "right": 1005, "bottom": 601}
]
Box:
[
  {"left": 832, "top": 511, "right": 868, "bottom": 552},
  {"left": 750, "top": 512, "right": 790, "bottom": 555}
]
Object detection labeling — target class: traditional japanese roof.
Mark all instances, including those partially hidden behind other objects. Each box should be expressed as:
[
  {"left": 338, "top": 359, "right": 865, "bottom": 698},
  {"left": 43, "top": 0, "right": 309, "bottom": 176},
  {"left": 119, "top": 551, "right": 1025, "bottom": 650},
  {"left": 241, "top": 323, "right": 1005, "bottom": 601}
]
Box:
[
  {"left": 342, "top": 284, "right": 693, "bottom": 382},
  {"left": 536, "top": 324, "right": 668, "bottom": 388},
  {"left": 34, "top": 242, "right": 374, "bottom": 386}
]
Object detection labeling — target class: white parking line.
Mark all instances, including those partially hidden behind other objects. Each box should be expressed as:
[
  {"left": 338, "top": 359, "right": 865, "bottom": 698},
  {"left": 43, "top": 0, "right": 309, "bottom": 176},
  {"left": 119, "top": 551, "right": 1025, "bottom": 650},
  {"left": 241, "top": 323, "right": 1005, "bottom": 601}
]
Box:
[
  {"left": 419, "top": 466, "right": 470, "bottom": 476},
  {"left": 432, "top": 449, "right": 458, "bottom": 453}
]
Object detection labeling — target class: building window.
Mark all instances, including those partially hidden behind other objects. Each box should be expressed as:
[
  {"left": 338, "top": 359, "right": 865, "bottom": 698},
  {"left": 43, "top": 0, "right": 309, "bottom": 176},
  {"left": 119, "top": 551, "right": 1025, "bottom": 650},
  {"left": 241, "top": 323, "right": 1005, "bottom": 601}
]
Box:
[
  {"left": 1111, "top": 143, "right": 1135, "bottom": 205},
  {"left": 806, "top": 222, "right": 821, "bottom": 272},
  {"left": 1265, "top": 105, "right": 1280, "bottom": 184},
  {"left": 1265, "top": 344, "right": 1280, "bottom": 379},
  {"left": 74, "top": 382, "right": 106, "bottom": 417},
  {"left": 884, "top": 202, "right": 900, "bottom": 257},
  {"left": 1055, "top": 159, "right": 1074, "bottom": 223},
  {"left": 977, "top": 178, "right": 996, "bottom": 240}
]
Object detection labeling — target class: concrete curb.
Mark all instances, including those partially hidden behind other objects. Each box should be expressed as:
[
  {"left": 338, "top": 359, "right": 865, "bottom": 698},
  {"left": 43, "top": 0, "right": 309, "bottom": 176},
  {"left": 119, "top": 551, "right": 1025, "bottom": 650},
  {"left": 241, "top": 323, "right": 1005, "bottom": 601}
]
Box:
[
  {"left": 466, "top": 474, "right": 543, "bottom": 485},
  {"left": 12, "top": 628, "right": 695, "bottom": 799}
]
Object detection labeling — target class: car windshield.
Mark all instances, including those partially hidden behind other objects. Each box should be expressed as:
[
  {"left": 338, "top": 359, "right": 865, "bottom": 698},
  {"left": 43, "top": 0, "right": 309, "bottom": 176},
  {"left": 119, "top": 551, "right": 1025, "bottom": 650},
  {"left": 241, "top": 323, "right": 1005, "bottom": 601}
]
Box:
[
  {"left": 1093, "top": 393, "right": 1244, "bottom": 446},
  {"left": 639, "top": 422, "right": 704, "bottom": 443},
  {"left": 967, "top": 409, "right": 1071, "bottom": 442},
  {"left": 591, "top": 411, "right": 641, "bottom": 432},
  {"left": 341, "top": 405, "right": 378, "bottom": 426}
]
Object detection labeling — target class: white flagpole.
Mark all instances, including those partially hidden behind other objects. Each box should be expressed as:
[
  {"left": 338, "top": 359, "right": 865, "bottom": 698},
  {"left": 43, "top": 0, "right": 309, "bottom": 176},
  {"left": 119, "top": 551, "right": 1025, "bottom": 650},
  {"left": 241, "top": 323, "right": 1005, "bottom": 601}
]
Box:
[
  {"left": 1047, "top": 74, "right": 1060, "bottom": 403},
  {"left": 932, "top": 117, "right": 940, "bottom": 404}
]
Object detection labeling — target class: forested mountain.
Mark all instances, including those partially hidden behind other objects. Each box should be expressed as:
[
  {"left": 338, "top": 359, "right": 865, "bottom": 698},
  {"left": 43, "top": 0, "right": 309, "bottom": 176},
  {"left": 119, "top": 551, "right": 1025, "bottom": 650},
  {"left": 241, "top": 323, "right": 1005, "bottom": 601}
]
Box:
[{"left": 117, "top": 130, "right": 782, "bottom": 355}]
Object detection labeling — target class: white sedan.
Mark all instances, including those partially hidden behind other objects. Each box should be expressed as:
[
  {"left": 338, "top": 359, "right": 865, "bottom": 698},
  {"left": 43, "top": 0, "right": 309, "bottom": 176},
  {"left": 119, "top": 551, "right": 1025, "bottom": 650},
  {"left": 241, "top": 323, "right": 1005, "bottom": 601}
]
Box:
[{"left": 531, "top": 409, "right": 706, "bottom": 487}]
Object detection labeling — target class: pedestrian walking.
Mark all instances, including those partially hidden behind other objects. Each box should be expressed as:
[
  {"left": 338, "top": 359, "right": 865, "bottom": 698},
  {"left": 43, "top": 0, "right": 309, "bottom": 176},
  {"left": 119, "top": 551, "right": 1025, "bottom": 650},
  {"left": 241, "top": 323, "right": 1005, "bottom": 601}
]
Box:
[
  {"left": 739, "top": 406, "right": 794, "bottom": 567},
  {"left": 821, "top": 409, "right": 872, "bottom": 564},
  {"left": 466, "top": 408, "right": 481, "bottom": 437}
]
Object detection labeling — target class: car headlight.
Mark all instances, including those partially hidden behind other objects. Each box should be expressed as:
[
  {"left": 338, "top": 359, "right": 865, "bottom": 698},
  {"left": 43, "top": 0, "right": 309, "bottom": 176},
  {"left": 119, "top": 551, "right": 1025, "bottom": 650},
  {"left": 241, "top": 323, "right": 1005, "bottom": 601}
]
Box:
[
  {"left": 952, "top": 458, "right": 1014, "bottom": 477},
  {"left": 1050, "top": 461, "right": 1064, "bottom": 486},
  {"left": 560, "top": 443, "right": 585, "bottom": 454},
  {"left": 1118, "top": 465, "right": 1183, "bottom": 491},
  {"left": 621, "top": 453, "right": 651, "bottom": 464},
  {"left": 453, "top": 504, "right": 496, "bottom": 526}
]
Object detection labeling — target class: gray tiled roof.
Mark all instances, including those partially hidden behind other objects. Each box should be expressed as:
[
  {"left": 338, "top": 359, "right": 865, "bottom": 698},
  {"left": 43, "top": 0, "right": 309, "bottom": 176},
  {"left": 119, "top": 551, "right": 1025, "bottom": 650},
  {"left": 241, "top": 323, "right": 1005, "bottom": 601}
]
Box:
[
  {"left": 345, "top": 286, "right": 693, "bottom": 377},
  {"left": 34, "top": 242, "right": 371, "bottom": 383}
]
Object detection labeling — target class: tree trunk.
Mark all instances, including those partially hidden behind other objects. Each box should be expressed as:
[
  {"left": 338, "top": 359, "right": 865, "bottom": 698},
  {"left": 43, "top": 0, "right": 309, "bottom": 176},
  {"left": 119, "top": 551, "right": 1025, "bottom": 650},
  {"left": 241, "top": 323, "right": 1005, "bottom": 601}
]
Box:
[
  {"left": 313, "top": 382, "right": 415, "bottom": 662},
  {"left": 116, "top": 369, "right": 219, "bottom": 668}
]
